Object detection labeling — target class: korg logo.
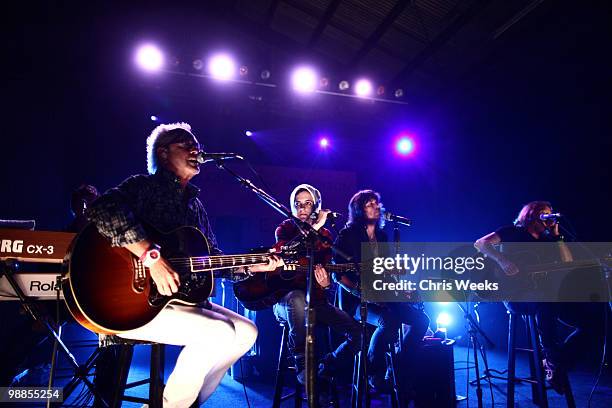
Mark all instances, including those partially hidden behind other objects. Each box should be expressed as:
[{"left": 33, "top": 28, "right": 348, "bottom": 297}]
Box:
[
  {"left": 0, "top": 240, "right": 54, "bottom": 255},
  {"left": 1, "top": 240, "right": 24, "bottom": 253}
]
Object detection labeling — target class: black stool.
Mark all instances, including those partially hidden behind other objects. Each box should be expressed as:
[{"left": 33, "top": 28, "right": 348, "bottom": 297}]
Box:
[
  {"left": 350, "top": 303, "right": 401, "bottom": 408},
  {"left": 102, "top": 337, "right": 165, "bottom": 408},
  {"left": 507, "top": 312, "right": 576, "bottom": 408},
  {"left": 272, "top": 322, "right": 341, "bottom": 407},
  {"left": 272, "top": 323, "right": 304, "bottom": 408}
]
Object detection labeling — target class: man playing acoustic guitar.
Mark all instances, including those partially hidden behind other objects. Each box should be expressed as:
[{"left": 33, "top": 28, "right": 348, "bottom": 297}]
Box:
[{"left": 87, "top": 122, "right": 281, "bottom": 407}]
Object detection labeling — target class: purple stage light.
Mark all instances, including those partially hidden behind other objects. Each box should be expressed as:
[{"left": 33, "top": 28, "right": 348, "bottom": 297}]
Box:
[
  {"left": 135, "top": 44, "right": 164, "bottom": 72},
  {"left": 150, "top": 115, "right": 158, "bottom": 122},
  {"left": 208, "top": 54, "right": 236, "bottom": 80},
  {"left": 396, "top": 137, "right": 415, "bottom": 155},
  {"left": 245, "top": 130, "right": 253, "bottom": 137},
  {"left": 355, "top": 79, "right": 373, "bottom": 97},
  {"left": 292, "top": 67, "right": 317, "bottom": 93},
  {"left": 319, "top": 137, "right": 330, "bottom": 148}
]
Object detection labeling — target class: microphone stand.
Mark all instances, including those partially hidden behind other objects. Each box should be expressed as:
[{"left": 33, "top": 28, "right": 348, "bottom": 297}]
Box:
[
  {"left": 212, "top": 159, "right": 351, "bottom": 407},
  {"left": 457, "top": 302, "right": 495, "bottom": 408}
]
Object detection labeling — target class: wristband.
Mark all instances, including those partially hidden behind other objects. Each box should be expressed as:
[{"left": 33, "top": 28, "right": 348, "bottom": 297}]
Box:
[{"left": 140, "top": 244, "right": 161, "bottom": 268}]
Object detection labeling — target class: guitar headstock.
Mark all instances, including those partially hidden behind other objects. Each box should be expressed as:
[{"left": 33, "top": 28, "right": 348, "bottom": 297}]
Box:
[{"left": 277, "top": 241, "right": 302, "bottom": 266}]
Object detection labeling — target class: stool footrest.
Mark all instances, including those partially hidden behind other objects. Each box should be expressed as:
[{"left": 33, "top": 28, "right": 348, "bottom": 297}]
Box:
[
  {"left": 121, "top": 395, "right": 150, "bottom": 404},
  {"left": 124, "top": 378, "right": 151, "bottom": 389}
]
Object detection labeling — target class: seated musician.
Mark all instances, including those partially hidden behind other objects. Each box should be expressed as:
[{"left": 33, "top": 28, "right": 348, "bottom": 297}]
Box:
[
  {"left": 272, "top": 184, "right": 361, "bottom": 384},
  {"left": 86, "top": 122, "right": 281, "bottom": 407},
  {"left": 333, "top": 189, "right": 430, "bottom": 392},
  {"left": 474, "top": 200, "right": 604, "bottom": 393}
]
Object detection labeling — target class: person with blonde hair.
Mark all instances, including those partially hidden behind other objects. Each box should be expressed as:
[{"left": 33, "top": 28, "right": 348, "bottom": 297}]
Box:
[{"left": 87, "top": 122, "right": 280, "bottom": 407}]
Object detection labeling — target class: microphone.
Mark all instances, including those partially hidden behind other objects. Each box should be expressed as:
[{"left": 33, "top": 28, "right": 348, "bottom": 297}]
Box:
[
  {"left": 384, "top": 211, "right": 412, "bottom": 226},
  {"left": 195, "top": 151, "right": 244, "bottom": 164},
  {"left": 540, "top": 213, "right": 562, "bottom": 221},
  {"left": 310, "top": 211, "right": 342, "bottom": 220}
]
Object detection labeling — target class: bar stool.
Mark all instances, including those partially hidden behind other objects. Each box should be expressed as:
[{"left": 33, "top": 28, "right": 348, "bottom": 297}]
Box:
[
  {"left": 507, "top": 312, "right": 576, "bottom": 408},
  {"left": 350, "top": 303, "right": 401, "bottom": 408},
  {"left": 99, "top": 336, "right": 165, "bottom": 408},
  {"left": 272, "top": 322, "right": 341, "bottom": 407},
  {"left": 272, "top": 323, "right": 304, "bottom": 408}
]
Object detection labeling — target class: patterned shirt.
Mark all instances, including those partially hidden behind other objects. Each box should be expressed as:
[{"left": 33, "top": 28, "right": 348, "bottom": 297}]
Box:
[{"left": 87, "top": 167, "right": 221, "bottom": 255}]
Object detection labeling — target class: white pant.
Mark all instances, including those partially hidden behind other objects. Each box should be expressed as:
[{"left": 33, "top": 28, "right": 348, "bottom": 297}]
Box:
[{"left": 118, "top": 302, "right": 258, "bottom": 408}]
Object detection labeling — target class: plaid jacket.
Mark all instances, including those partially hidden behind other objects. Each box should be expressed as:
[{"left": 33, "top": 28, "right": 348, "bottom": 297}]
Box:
[{"left": 87, "top": 167, "right": 221, "bottom": 255}]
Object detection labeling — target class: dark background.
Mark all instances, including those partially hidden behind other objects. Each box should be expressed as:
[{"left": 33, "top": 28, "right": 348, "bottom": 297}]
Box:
[{"left": 2, "top": 0, "right": 611, "bottom": 353}]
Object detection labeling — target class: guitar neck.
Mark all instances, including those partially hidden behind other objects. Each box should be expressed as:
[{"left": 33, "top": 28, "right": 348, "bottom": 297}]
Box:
[
  {"left": 291, "top": 262, "right": 364, "bottom": 274},
  {"left": 170, "top": 253, "right": 273, "bottom": 272},
  {"left": 526, "top": 259, "right": 605, "bottom": 275}
]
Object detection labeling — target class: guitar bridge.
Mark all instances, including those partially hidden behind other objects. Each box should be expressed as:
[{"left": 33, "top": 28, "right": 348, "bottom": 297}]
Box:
[{"left": 132, "top": 258, "right": 146, "bottom": 293}]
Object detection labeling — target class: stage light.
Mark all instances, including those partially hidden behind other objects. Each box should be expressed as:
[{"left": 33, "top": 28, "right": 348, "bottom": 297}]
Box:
[
  {"left": 261, "top": 69, "right": 271, "bottom": 80},
  {"left": 339, "top": 80, "right": 350, "bottom": 91},
  {"left": 135, "top": 44, "right": 164, "bottom": 72},
  {"left": 319, "top": 137, "right": 330, "bottom": 148},
  {"left": 396, "top": 137, "right": 414, "bottom": 155},
  {"left": 320, "top": 77, "right": 330, "bottom": 89},
  {"left": 208, "top": 54, "right": 236, "bottom": 81},
  {"left": 394, "top": 88, "right": 404, "bottom": 98},
  {"left": 377, "top": 85, "right": 385, "bottom": 96},
  {"left": 355, "top": 79, "right": 373, "bottom": 97},
  {"left": 292, "top": 67, "right": 317, "bottom": 93},
  {"left": 436, "top": 312, "right": 452, "bottom": 327},
  {"left": 192, "top": 59, "right": 203, "bottom": 71},
  {"left": 239, "top": 65, "right": 249, "bottom": 76},
  {"left": 245, "top": 130, "right": 253, "bottom": 137},
  {"left": 150, "top": 115, "right": 158, "bottom": 122}
]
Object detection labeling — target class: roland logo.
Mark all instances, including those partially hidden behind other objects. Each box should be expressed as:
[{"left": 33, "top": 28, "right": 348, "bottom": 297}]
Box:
[{"left": 30, "top": 280, "right": 61, "bottom": 292}]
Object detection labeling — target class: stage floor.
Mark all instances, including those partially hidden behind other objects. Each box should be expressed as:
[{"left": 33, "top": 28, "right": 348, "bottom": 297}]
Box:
[{"left": 42, "top": 323, "right": 610, "bottom": 407}]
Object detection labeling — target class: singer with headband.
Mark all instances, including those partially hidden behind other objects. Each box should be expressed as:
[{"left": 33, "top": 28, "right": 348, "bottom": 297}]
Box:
[
  {"left": 86, "top": 122, "right": 282, "bottom": 407},
  {"left": 266, "top": 184, "right": 362, "bottom": 384}
]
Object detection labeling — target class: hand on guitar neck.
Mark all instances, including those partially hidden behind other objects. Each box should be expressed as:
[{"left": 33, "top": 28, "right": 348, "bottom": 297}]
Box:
[{"left": 248, "top": 255, "right": 284, "bottom": 273}]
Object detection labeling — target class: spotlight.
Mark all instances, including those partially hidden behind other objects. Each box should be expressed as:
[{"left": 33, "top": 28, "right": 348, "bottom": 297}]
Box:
[
  {"left": 245, "top": 130, "right": 253, "bottom": 137},
  {"left": 319, "top": 77, "right": 330, "bottom": 89},
  {"left": 208, "top": 54, "right": 236, "bottom": 81},
  {"left": 260, "top": 69, "right": 271, "bottom": 80},
  {"left": 396, "top": 137, "right": 414, "bottom": 155},
  {"left": 355, "top": 79, "right": 373, "bottom": 97},
  {"left": 377, "top": 85, "right": 385, "bottom": 96},
  {"left": 135, "top": 44, "right": 164, "bottom": 72},
  {"left": 292, "top": 67, "right": 317, "bottom": 93},
  {"left": 319, "top": 137, "right": 330, "bottom": 148},
  {"left": 192, "top": 59, "right": 203, "bottom": 71},
  {"left": 150, "top": 115, "right": 158, "bottom": 122},
  {"left": 394, "top": 88, "right": 404, "bottom": 98},
  {"left": 436, "top": 312, "right": 452, "bottom": 327},
  {"left": 239, "top": 65, "right": 249, "bottom": 76},
  {"left": 338, "top": 80, "right": 350, "bottom": 91}
]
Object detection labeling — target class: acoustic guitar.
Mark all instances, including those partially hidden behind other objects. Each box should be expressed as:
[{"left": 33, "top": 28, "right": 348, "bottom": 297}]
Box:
[{"left": 62, "top": 223, "right": 296, "bottom": 334}]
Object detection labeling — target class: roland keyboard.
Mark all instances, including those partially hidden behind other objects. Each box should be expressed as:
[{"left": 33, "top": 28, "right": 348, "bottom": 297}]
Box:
[{"left": 0, "top": 228, "right": 75, "bottom": 300}]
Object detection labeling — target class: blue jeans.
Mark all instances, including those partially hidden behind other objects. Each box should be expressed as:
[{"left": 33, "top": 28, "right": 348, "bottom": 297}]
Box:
[
  {"left": 353, "top": 302, "right": 430, "bottom": 378},
  {"left": 273, "top": 290, "right": 361, "bottom": 361}
]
